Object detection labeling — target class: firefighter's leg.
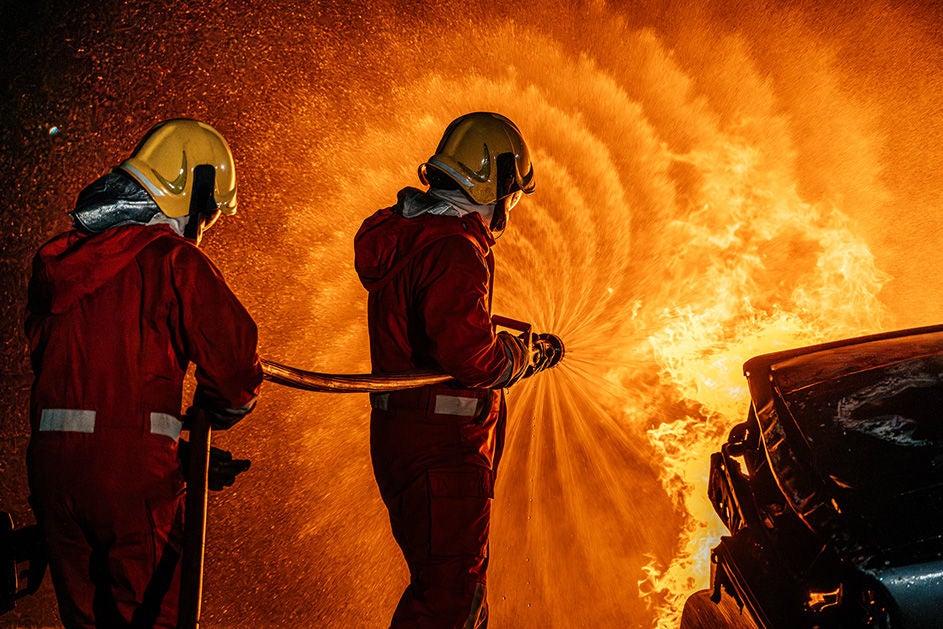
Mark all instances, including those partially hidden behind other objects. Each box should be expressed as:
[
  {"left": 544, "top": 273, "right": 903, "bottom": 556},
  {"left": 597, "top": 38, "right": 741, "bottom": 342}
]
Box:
[
  {"left": 29, "top": 489, "right": 96, "bottom": 628},
  {"left": 44, "top": 521, "right": 97, "bottom": 628},
  {"left": 387, "top": 467, "right": 493, "bottom": 628},
  {"left": 106, "top": 488, "right": 185, "bottom": 628}
]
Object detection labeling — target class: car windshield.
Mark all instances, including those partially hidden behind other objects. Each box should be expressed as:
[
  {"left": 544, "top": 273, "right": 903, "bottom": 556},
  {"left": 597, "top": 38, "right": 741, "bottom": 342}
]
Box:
[{"left": 776, "top": 355, "right": 943, "bottom": 563}]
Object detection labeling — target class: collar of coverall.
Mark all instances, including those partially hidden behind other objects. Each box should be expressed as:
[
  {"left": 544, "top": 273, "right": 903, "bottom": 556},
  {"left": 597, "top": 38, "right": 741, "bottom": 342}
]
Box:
[
  {"left": 401, "top": 187, "right": 496, "bottom": 223},
  {"left": 147, "top": 212, "right": 190, "bottom": 238}
]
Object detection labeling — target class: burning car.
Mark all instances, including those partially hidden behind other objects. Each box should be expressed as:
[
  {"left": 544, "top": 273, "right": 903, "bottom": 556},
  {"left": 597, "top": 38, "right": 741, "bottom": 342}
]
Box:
[{"left": 682, "top": 325, "right": 943, "bottom": 629}]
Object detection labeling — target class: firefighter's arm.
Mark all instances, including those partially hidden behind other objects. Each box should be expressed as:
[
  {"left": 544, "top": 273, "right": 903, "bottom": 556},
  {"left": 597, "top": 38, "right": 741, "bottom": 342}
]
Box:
[
  {"left": 172, "top": 245, "right": 262, "bottom": 430},
  {"left": 419, "top": 237, "right": 527, "bottom": 388},
  {"left": 492, "top": 331, "right": 563, "bottom": 386},
  {"left": 492, "top": 332, "right": 530, "bottom": 387}
]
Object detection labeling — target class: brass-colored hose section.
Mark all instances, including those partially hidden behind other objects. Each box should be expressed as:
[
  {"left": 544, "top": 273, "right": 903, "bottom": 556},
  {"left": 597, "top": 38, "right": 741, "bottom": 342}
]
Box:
[{"left": 261, "top": 358, "right": 452, "bottom": 393}]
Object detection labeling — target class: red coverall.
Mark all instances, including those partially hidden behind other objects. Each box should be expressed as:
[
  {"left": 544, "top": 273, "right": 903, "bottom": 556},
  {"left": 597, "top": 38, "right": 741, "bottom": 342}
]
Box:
[
  {"left": 25, "top": 224, "right": 261, "bottom": 628},
  {"left": 355, "top": 189, "right": 527, "bottom": 628}
]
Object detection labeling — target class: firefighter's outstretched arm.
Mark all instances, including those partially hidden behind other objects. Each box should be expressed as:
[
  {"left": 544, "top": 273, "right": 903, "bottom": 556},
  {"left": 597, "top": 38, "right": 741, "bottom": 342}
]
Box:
[{"left": 492, "top": 330, "right": 565, "bottom": 388}]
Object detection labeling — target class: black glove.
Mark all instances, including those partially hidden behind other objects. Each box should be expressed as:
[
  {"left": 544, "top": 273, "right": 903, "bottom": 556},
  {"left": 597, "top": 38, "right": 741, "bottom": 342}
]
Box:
[
  {"left": 207, "top": 446, "right": 251, "bottom": 491},
  {"left": 178, "top": 440, "right": 251, "bottom": 491}
]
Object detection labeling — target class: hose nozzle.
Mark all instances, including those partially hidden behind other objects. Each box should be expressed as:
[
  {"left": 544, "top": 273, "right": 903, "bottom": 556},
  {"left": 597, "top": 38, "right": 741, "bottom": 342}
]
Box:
[{"left": 533, "top": 333, "right": 565, "bottom": 370}]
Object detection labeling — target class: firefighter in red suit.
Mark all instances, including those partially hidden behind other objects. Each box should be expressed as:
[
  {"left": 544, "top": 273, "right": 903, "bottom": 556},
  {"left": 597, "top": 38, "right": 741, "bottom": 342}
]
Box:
[
  {"left": 25, "top": 119, "right": 262, "bottom": 628},
  {"left": 355, "top": 112, "right": 557, "bottom": 628}
]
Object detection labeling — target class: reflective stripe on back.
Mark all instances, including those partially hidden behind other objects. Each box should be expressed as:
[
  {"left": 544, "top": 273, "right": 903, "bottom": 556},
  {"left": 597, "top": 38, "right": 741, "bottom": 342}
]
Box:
[
  {"left": 434, "top": 395, "right": 479, "bottom": 417},
  {"left": 150, "top": 413, "right": 183, "bottom": 441},
  {"left": 39, "top": 409, "right": 96, "bottom": 433}
]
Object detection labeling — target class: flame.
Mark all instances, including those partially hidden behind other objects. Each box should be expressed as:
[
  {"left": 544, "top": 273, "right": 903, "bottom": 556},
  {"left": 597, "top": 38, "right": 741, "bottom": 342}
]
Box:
[{"left": 635, "top": 137, "right": 888, "bottom": 625}]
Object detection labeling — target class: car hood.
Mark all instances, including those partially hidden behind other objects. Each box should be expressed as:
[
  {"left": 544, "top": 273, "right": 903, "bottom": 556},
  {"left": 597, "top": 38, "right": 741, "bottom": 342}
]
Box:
[{"left": 743, "top": 326, "right": 943, "bottom": 568}]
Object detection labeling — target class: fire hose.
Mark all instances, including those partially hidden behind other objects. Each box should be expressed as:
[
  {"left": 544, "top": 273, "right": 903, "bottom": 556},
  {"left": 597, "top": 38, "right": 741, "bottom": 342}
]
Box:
[
  {"left": 259, "top": 315, "right": 565, "bottom": 393},
  {"left": 260, "top": 360, "right": 452, "bottom": 392}
]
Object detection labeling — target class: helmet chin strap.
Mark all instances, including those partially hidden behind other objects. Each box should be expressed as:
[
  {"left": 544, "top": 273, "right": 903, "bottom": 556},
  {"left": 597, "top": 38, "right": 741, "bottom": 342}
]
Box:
[
  {"left": 184, "top": 165, "right": 218, "bottom": 245},
  {"left": 489, "top": 152, "right": 520, "bottom": 239},
  {"left": 490, "top": 196, "right": 511, "bottom": 239}
]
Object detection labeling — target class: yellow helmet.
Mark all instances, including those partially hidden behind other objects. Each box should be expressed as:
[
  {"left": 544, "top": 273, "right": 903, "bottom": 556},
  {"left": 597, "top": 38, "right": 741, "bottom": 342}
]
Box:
[
  {"left": 419, "top": 112, "right": 535, "bottom": 205},
  {"left": 118, "top": 119, "right": 237, "bottom": 219}
]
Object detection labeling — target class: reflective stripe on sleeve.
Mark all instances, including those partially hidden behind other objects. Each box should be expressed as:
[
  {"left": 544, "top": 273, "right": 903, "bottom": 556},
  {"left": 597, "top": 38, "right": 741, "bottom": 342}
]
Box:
[
  {"left": 434, "top": 395, "right": 479, "bottom": 417},
  {"left": 150, "top": 413, "right": 183, "bottom": 441},
  {"left": 225, "top": 395, "right": 258, "bottom": 415},
  {"left": 39, "top": 409, "right": 96, "bottom": 433}
]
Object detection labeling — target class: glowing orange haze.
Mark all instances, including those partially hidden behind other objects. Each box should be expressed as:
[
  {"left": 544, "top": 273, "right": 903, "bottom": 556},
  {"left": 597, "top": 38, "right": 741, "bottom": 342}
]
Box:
[{"left": 187, "top": 3, "right": 942, "bottom": 627}]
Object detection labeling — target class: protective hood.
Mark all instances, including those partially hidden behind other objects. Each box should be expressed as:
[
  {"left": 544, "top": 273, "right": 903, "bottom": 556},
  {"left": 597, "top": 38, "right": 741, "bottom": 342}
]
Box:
[
  {"left": 29, "top": 224, "right": 183, "bottom": 315},
  {"left": 70, "top": 170, "right": 161, "bottom": 232},
  {"left": 355, "top": 187, "right": 494, "bottom": 292},
  {"left": 70, "top": 169, "right": 192, "bottom": 236}
]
